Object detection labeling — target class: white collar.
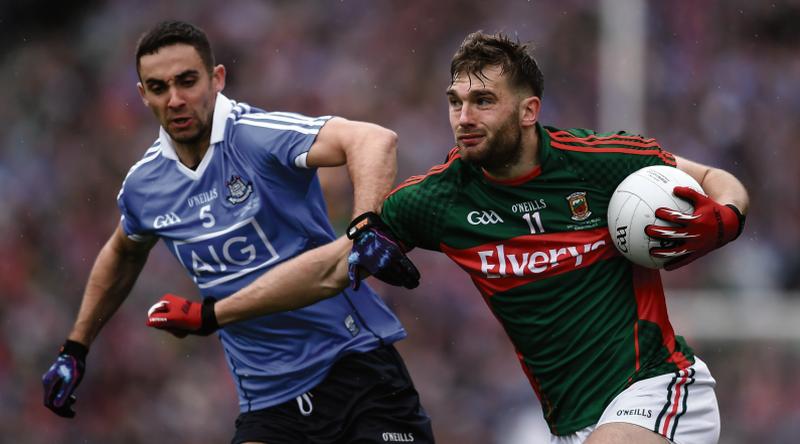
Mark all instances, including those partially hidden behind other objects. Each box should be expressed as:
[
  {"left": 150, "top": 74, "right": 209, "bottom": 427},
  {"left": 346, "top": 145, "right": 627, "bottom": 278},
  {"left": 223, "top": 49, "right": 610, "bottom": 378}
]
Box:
[{"left": 158, "top": 93, "right": 233, "bottom": 180}]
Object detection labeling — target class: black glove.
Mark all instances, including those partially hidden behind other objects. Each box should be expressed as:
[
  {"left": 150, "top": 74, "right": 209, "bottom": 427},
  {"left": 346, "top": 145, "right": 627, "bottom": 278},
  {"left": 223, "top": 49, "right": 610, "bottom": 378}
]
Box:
[
  {"left": 42, "top": 339, "right": 88, "bottom": 418},
  {"left": 346, "top": 212, "right": 420, "bottom": 290}
]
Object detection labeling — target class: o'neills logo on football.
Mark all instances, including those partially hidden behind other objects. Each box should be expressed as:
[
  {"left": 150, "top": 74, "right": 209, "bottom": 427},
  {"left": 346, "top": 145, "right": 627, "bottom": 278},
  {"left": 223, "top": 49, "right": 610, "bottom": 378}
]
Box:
[{"left": 566, "top": 191, "right": 591, "bottom": 221}]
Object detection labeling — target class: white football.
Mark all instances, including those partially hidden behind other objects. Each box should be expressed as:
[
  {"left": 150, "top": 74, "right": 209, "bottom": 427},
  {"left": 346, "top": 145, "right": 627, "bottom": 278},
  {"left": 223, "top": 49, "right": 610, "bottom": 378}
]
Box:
[{"left": 607, "top": 165, "right": 704, "bottom": 269}]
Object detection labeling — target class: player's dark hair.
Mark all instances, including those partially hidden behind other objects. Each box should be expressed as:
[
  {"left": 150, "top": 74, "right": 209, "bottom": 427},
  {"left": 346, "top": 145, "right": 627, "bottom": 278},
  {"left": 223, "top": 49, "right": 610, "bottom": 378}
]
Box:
[
  {"left": 135, "top": 20, "right": 215, "bottom": 77},
  {"left": 450, "top": 31, "right": 544, "bottom": 98}
]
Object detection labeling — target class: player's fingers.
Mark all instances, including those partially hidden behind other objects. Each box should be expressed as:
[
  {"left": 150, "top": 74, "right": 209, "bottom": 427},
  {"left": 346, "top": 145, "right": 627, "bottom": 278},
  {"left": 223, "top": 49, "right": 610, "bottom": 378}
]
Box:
[
  {"left": 52, "top": 379, "right": 74, "bottom": 408},
  {"left": 147, "top": 300, "right": 170, "bottom": 317},
  {"left": 146, "top": 315, "right": 171, "bottom": 328},
  {"left": 348, "top": 263, "right": 362, "bottom": 290},
  {"left": 43, "top": 376, "right": 62, "bottom": 405},
  {"left": 654, "top": 208, "right": 698, "bottom": 224},
  {"left": 645, "top": 225, "right": 698, "bottom": 239},
  {"left": 672, "top": 186, "right": 704, "bottom": 203},
  {"left": 649, "top": 246, "right": 693, "bottom": 259}
]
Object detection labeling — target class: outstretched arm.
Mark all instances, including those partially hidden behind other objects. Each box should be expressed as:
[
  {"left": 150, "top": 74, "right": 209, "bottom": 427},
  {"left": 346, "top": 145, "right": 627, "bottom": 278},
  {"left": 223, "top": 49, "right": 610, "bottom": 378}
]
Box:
[
  {"left": 215, "top": 236, "right": 351, "bottom": 325},
  {"left": 147, "top": 237, "right": 352, "bottom": 333}
]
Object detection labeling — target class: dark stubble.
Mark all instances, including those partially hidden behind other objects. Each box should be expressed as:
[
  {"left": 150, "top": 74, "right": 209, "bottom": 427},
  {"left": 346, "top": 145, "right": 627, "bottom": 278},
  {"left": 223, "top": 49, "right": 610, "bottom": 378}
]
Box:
[{"left": 465, "top": 109, "right": 523, "bottom": 172}]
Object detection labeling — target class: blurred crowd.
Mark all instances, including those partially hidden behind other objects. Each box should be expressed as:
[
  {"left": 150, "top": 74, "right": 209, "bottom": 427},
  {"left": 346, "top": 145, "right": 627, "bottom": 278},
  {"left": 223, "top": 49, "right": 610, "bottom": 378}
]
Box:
[{"left": 1, "top": 1, "right": 799, "bottom": 443}]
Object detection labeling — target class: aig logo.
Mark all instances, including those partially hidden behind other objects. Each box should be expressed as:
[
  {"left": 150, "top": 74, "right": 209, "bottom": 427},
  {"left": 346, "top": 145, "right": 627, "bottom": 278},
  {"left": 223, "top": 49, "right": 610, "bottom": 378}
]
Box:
[
  {"left": 467, "top": 210, "right": 504, "bottom": 225},
  {"left": 154, "top": 212, "right": 182, "bottom": 229}
]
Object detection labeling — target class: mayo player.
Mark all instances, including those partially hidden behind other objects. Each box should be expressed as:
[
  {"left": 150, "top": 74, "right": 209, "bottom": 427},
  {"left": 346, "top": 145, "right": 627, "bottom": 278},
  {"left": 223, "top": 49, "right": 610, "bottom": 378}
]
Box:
[{"left": 42, "top": 20, "right": 433, "bottom": 444}]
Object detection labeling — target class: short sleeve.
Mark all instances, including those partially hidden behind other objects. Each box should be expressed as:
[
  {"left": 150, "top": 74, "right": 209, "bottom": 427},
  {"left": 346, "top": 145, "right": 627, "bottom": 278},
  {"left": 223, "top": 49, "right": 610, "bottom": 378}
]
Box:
[
  {"left": 232, "top": 112, "right": 333, "bottom": 172},
  {"left": 117, "top": 182, "right": 152, "bottom": 242}
]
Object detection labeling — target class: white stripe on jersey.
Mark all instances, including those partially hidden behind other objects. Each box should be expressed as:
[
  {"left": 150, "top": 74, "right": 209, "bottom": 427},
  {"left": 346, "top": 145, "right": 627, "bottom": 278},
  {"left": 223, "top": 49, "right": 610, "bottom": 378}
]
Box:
[
  {"left": 117, "top": 143, "right": 162, "bottom": 200},
  {"left": 269, "top": 111, "right": 331, "bottom": 123},
  {"left": 242, "top": 113, "right": 327, "bottom": 126},
  {"left": 234, "top": 119, "right": 323, "bottom": 135}
]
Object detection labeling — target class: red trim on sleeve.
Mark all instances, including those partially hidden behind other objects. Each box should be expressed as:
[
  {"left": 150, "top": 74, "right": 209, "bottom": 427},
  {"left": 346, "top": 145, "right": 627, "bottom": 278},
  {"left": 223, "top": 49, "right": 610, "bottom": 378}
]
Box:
[{"left": 387, "top": 147, "right": 461, "bottom": 197}]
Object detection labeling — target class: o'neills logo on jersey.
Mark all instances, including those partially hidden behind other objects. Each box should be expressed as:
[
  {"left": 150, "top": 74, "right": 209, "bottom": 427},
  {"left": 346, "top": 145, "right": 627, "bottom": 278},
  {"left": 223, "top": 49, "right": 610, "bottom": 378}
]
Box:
[
  {"left": 566, "top": 191, "right": 591, "bottom": 221},
  {"left": 441, "top": 228, "right": 619, "bottom": 295},
  {"left": 226, "top": 175, "right": 253, "bottom": 204}
]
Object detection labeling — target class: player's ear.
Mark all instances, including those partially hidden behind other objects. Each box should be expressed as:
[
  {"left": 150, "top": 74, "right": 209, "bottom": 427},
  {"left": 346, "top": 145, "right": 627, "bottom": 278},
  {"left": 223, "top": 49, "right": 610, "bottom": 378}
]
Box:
[
  {"left": 212, "top": 64, "right": 226, "bottom": 94},
  {"left": 520, "top": 95, "right": 540, "bottom": 128},
  {"left": 137, "top": 82, "right": 150, "bottom": 107}
]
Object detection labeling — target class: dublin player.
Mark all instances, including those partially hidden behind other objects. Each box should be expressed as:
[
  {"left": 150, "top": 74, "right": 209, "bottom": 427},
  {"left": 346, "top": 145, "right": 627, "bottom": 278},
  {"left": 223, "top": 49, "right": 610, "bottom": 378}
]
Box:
[{"left": 42, "top": 20, "right": 433, "bottom": 444}]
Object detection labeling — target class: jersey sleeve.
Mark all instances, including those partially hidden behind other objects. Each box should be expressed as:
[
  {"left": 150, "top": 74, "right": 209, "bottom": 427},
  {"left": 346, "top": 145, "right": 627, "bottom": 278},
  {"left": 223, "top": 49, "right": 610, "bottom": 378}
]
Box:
[
  {"left": 381, "top": 150, "right": 462, "bottom": 251},
  {"left": 547, "top": 127, "right": 677, "bottom": 194},
  {"left": 116, "top": 180, "right": 153, "bottom": 242},
  {"left": 232, "top": 112, "right": 333, "bottom": 173}
]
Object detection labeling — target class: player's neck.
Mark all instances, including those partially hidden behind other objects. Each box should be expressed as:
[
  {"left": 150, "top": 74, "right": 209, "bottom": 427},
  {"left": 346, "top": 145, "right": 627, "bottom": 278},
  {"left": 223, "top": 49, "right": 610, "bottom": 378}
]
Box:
[
  {"left": 174, "top": 138, "right": 210, "bottom": 170},
  {"left": 482, "top": 127, "right": 540, "bottom": 181}
]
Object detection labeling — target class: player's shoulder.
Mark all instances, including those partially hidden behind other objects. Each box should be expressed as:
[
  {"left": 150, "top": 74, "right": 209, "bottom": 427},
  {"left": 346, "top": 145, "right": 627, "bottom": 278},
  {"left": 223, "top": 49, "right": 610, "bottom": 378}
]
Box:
[
  {"left": 228, "top": 103, "right": 331, "bottom": 142},
  {"left": 120, "top": 139, "right": 168, "bottom": 187},
  {"left": 544, "top": 125, "right": 661, "bottom": 153},
  {"left": 387, "top": 147, "right": 467, "bottom": 201}
]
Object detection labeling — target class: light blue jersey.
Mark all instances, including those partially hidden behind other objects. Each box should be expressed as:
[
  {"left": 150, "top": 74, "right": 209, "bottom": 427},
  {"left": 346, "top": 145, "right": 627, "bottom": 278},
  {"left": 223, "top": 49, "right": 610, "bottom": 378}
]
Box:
[{"left": 117, "top": 94, "right": 406, "bottom": 412}]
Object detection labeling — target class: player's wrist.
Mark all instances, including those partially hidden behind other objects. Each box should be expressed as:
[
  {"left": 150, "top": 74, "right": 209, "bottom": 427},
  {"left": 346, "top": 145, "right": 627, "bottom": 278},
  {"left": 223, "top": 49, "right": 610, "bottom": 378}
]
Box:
[
  {"left": 346, "top": 212, "right": 382, "bottom": 240},
  {"left": 199, "top": 297, "right": 220, "bottom": 335},
  {"left": 724, "top": 204, "right": 746, "bottom": 241},
  {"left": 60, "top": 339, "right": 88, "bottom": 361}
]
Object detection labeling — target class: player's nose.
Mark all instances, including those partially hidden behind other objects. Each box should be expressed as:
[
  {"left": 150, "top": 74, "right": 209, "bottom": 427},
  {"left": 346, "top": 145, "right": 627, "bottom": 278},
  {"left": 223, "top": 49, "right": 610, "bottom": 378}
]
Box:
[
  {"left": 167, "top": 87, "right": 186, "bottom": 108},
  {"left": 457, "top": 103, "right": 478, "bottom": 127}
]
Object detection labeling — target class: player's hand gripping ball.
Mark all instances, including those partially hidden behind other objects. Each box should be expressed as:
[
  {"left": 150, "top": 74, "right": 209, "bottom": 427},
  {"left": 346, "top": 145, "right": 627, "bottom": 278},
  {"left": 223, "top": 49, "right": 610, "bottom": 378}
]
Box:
[
  {"left": 347, "top": 212, "right": 420, "bottom": 290},
  {"left": 607, "top": 165, "right": 744, "bottom": 270}
]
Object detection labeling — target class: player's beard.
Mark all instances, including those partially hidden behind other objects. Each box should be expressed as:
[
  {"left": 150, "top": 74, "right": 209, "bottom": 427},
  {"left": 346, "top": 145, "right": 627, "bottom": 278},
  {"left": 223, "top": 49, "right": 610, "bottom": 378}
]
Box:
[{"left": 461, "top": 111, "right": 523, "bottom": 172}]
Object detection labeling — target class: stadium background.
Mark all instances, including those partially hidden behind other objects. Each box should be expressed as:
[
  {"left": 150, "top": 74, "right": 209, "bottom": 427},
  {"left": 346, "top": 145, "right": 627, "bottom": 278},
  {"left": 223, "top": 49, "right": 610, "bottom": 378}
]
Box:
[{"left": 2, "top": 1, "right": 799, "bottom": 442}]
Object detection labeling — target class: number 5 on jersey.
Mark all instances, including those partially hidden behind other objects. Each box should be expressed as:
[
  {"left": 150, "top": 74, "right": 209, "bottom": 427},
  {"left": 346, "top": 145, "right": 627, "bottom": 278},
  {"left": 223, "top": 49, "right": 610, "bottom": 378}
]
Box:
[{"left": 200, "top": 204, "right": 216, "bottom": 228}]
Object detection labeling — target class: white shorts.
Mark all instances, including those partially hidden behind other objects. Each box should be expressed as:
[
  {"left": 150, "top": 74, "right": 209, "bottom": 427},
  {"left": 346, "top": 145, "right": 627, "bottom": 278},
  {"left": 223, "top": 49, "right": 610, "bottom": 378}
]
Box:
[{"left": 551, "top": 357, "right": 720, "bottom": 444}]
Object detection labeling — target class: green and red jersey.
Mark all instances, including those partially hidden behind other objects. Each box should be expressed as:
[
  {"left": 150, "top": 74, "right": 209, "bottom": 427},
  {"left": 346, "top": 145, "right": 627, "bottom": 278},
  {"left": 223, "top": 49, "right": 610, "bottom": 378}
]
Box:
[{"left": 381, "top": 123, "right": 694, "bottom": 435}]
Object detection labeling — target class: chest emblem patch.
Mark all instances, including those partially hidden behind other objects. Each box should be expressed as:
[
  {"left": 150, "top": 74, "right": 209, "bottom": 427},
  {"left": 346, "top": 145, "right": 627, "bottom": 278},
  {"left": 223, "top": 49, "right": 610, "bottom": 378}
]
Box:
[
  {"left": 566, "top": 191, "right": 592, "bottom": 221},
  {"left": 226, "top": 175, "right": 253, "bottom": 204}
]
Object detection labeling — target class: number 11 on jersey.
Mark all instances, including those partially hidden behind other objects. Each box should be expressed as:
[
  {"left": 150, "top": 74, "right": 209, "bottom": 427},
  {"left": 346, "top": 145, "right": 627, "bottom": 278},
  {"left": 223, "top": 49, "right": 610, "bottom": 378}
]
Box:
[{"left": 522, "top": 212, "right": 545, "bottom": 234}]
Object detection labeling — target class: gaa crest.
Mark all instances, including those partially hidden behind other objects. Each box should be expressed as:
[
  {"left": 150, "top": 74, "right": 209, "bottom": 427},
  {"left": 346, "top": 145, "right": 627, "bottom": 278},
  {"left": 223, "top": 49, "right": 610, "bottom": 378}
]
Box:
[
  {"left": 566, "top": 191, "right": 591, "bottom": 221},
  {"left": 226, "top": 175, "right": 253, "bottom": 204}
]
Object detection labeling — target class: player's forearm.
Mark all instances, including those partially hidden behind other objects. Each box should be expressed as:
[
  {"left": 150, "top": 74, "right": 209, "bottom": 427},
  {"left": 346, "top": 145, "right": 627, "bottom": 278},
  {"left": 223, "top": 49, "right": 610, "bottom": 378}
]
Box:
[
  {"left": 345, "top": 124, "right": 398, "bottom": 215},
  {"left": 68, "top": 234, "right": 150, "bottom": 347},
  {"left": 698, "top": 168, "right": 749, "bottom": 214},
  {"left": 214, "top": 236, "right": 351, "bottom": 326}
]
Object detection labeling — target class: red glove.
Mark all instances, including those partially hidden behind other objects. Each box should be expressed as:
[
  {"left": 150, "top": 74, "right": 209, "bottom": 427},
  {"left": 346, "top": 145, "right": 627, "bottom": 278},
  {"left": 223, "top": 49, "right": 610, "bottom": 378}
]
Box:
[
  {"left": 146, "top": 294, "right": 219, "bottom": 336},
  {"left": 645, "top": 186, "right": 745, "bottom": 271}
]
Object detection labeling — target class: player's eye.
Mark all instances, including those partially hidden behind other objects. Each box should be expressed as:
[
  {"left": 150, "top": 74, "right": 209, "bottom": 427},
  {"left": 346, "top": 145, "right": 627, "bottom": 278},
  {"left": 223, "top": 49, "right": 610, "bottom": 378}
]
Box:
[
  {"left": 179, "top": 77, "right": 197, "bottom": 88},
  {"left": 148, "top": 83, "right": 166, "bottom": 94}
]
